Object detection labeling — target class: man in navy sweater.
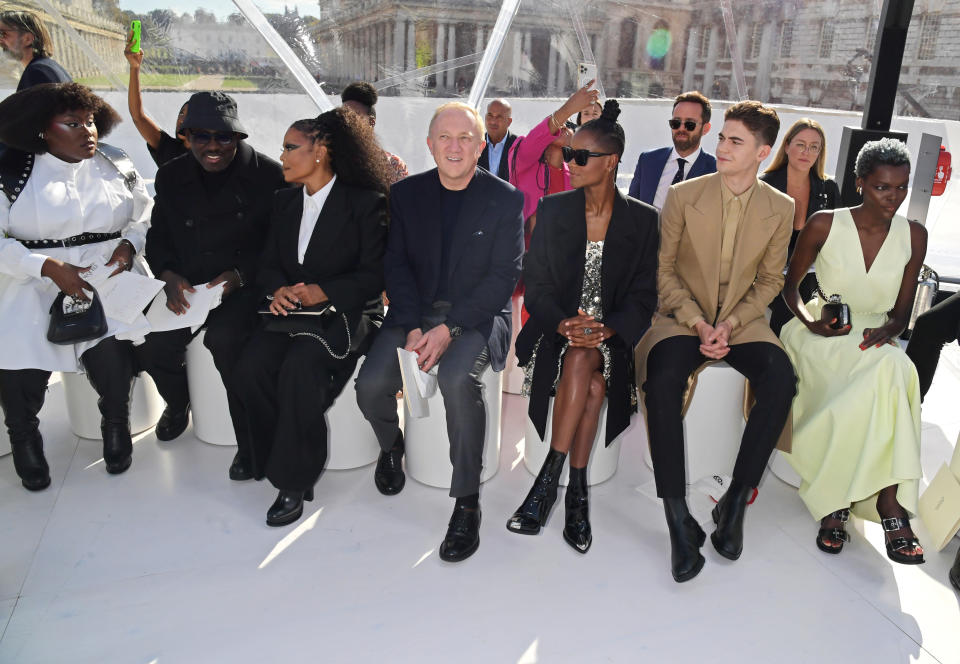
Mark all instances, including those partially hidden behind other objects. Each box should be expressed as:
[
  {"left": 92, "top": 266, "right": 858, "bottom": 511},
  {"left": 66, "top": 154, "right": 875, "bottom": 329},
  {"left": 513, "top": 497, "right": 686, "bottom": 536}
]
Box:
[{"left": 0, "top": 10, "right": 70, "bottom": 91}]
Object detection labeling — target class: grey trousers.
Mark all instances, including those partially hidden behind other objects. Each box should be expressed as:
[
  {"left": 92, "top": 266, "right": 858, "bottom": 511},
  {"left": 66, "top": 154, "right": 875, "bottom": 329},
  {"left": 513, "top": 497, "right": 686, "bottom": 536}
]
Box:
[{"left": 355, "top": 321, "right": 490, "bottom": 498}]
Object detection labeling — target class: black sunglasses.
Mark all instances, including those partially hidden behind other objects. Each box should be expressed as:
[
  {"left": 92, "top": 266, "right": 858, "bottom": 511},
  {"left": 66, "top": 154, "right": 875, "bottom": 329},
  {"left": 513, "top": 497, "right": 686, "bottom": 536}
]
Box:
[
  {"left": 561, "top": 146, "right": 615, "bottom": 166},
  {"left": 189, "top": 131, "right": 236, "bottom": 145},
  {"left": 668, "top": 119, "right": 699, "bottom": 131}
]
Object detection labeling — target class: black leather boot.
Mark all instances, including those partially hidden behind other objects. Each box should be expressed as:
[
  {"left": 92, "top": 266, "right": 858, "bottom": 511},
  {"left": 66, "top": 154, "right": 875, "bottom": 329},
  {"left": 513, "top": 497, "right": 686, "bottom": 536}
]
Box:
[
  {"left": 82, "top": 341, "right": 135, "bottom": 475},
  {"left": 101, "top": 419, "right": 133, "bottom": 474},
  {"left": 439, "top": 497, "right": 481, "bottom": 562},
  {"left": 664, "top": 497, "right": 706, "bottom": 583},
  {"left": 11, "top": 431, "right": 50, "bottom": 491},
  {"left": 266, "top": 487, "right": 314, "bottom": 527},
  {"left": 155, "top": 403, "right": 190, "bottom": 441},
  {"left": 563, "top": 466, "right": 592, "bottom": 553},
  {"left": 374, "top": 434, "right": 405, "bottom": 495},
  {"left": 711, "top": 480, "right": 754, "bottom": 560},
  {"left": 507, "top": 448, "right": 566, "bottom": 535},
  {"left": 229, "top": 451, "right": 254, "bottom": 481}
]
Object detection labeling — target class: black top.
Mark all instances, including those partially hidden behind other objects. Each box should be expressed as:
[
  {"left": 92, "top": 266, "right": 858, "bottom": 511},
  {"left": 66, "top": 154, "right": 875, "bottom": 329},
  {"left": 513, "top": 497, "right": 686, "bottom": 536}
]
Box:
[
  {"left": 18, "top": 56, "right": 71, "bottom": 91},
  {"left": 759, "top": 166, "right": 840, "bottom": 259},
  {"left": 435, "top": 186, "right": 467, "bottom": 302},
  {"left": 147, "top": 131, "right": 188, "bottom": 168},
  {"left": 145, "top": 141, "right": 286, "bottom": 286}
]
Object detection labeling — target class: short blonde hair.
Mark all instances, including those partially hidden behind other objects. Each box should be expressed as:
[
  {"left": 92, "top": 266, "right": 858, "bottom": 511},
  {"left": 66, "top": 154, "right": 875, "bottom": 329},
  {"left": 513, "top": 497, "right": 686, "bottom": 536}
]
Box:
[{"left": 428, "top": 102, "right": 484, "bottom": 138}]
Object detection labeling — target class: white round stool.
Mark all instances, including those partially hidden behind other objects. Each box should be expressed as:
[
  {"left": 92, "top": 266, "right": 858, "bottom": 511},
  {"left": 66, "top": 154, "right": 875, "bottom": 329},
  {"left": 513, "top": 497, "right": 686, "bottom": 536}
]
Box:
[
  {"left": 62, "top": 371, "right": 164, "bottom": 439},
  {"left": 503, "top": 295, "right": 526, "bottom": 395},
  {"left": 404, "top": 365, "right": 502, "bottom": 488},
  {"left": 523, "top": 397, "right": 623, "bottom": 486},
  {"left": 186, "top": 330, "right": 236, "bottom": 446},
  {"left": 642, "top": 361, "right": 746, "bottom": 485},
  {"left": 325, "top": 357, "right": 380, "bottom": 470},
  {"left": 767, "top": 450, "right": 802, "bottom": 487}
]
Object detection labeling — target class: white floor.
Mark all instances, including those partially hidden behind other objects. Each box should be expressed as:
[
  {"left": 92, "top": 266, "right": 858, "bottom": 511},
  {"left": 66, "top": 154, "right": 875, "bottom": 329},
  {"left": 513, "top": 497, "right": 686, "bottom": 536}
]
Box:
[{"left": 1, "top": 349, "right": 959, "bottom": 664}]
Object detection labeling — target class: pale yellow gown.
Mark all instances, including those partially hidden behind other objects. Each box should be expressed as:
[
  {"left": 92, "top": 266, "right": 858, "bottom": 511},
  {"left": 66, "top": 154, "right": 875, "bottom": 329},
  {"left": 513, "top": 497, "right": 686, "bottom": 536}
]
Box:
[{"left": 781, "top": 208, "right": 921, "bottom": 522}]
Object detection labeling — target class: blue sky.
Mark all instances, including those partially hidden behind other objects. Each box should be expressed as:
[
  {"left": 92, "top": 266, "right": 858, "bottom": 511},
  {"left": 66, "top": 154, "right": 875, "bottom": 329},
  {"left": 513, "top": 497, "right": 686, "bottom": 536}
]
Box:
[{"left": 118, "top": 1, "right": 321, "bottom": 20}]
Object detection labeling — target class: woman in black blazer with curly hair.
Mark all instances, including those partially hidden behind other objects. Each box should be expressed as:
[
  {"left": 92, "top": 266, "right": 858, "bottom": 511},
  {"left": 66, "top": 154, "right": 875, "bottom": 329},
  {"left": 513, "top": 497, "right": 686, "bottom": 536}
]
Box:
[
  {"left": 507, "top": 100, "right": 658, "bottom": 553},
  {"left": 233, "top": 108, "right": 390, "bottom": 526}
]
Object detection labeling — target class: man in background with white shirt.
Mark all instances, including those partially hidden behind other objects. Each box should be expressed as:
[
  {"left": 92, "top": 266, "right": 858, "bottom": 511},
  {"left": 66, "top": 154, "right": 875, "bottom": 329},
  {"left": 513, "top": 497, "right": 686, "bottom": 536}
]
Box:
[
  {"left": 628, "top": 91, "right": 716, "bottom": 209},
  {"left": 478, "top": 98, "right": 517, "bottom": 181}
]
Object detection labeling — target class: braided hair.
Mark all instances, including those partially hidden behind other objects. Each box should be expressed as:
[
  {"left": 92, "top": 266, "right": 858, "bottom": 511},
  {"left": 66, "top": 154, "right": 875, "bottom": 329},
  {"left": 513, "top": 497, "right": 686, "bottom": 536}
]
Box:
[
  {"left": 290, "top": 107, "right": 391, "bottom": 196},
  {"left": 578, "top": 99, "right": 625, "bottom": 159}
]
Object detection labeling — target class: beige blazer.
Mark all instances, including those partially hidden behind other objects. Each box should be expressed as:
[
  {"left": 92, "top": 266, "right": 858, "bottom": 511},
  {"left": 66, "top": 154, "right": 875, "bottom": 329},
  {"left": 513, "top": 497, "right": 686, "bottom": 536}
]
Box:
[{"left": 635, "top": 172, "right": 795, "bottom": 449}]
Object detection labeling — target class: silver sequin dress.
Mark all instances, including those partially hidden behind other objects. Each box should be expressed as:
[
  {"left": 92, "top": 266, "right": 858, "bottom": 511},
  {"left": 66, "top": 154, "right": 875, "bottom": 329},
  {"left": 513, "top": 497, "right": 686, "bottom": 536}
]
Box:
[{"left": 522, "top": 240, "right": 612, "bottom": 396}]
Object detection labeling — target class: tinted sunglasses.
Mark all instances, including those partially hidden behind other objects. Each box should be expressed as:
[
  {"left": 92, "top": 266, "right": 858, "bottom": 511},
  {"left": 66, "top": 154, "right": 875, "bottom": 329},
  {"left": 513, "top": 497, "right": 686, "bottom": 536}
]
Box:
[
  {"left": 189, "top": 131, "right": 236, "bottom": 145},
  {"left": 668, "top": 119, "right": 699, "bottom": 131},
  {"left": 561, "top": 146, "right": 614, "bottom": 166}
]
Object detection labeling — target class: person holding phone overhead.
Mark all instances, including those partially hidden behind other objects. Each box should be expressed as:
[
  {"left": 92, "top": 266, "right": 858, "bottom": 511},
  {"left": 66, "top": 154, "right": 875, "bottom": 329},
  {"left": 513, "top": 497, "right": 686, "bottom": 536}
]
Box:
[{"left": 123, "top": 25, "right": 189, "bottom": 167}]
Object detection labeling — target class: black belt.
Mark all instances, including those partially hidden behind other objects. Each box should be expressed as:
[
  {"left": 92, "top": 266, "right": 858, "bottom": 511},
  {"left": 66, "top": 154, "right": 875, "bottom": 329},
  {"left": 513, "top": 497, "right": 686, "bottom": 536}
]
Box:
[{"left": 17, "top": 232, "right": 122, "bottom": 249}]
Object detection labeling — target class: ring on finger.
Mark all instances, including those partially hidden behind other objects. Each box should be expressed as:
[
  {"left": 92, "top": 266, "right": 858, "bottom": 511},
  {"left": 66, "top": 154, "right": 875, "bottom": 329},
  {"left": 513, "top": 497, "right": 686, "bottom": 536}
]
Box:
[{"left": 583, "top": 327, "right": 592, "bottom": 335}]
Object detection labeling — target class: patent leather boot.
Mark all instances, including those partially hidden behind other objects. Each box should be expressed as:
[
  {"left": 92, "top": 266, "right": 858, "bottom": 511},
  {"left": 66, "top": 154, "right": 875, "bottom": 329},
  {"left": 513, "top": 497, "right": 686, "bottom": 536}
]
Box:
[
  {"left": 506, "top": 448, "right": 566, "bottom": 535},
  {"left": 711, "top": 480, "right": 754, "bottom": 560},
  {"left": 82, "top": 341, "right": 135, "bottom": 475},
  {"left": 11, "top": 431, "right": 50, "bottom": 491},
  {"left": 102, "top": 420, "right": 133, "bottom": 474},
  {"left": 664, "top": 497, "right": 706, "bottom": 583},
  {"left": 562, "top": 466, "right": 592, "bottom": 553}
]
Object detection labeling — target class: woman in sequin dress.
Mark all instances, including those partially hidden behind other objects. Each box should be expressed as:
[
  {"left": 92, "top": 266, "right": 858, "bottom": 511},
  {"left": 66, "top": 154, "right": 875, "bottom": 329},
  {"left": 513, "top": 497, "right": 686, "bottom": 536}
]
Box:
[{"left": 507, "top": 101, "right": 659, "bottom": 553}]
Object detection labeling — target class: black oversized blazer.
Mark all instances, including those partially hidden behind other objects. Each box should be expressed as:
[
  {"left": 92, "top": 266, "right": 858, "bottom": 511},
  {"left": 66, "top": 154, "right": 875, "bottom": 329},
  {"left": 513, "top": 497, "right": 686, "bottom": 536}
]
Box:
[
  {"left": 256, "top": 180, "right": 388, "bottom": 355},
  {"left": 516, "top": 188, "right": 659, "bottom": 445}
]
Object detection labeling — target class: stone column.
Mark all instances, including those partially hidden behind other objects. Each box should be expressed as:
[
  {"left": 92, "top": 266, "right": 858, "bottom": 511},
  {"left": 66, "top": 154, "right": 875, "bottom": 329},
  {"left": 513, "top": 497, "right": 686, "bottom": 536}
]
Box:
[
  {"left": 393, "top": 19, "right": 405, "bottom": 71},
  {"left": 512, "top": 31, "right": 522, "bottom": 91},
  {"left": 522, "top": 31, "right": 532, "bottom": 94},
  {"left": 445, "top": 23, "right": 457, "bottom": 88},
  {"left": 406, "top": 21, "right": 416, "bottom": 73},
  {"left": 633, "top": 23, "right": 645, "bottom": 69},
  {"left": 547, "top": 34, "right": 558, "bottom": 96},
  {"left": 435, "top": 21, "right": 446, "bottom": 90},
  {"left": 755, "top": 21, "right": 775, "bottom": 100},
  {"left": 703, "top": 25, "right": 718, "bottom": 94},
  {"left": 683, "top": 25, "right": 699, "bottom": 91}
]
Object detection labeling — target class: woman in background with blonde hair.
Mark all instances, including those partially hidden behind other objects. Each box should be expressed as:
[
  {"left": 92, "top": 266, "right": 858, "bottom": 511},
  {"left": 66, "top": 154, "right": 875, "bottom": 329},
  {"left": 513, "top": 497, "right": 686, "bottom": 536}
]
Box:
[{"left": 761, "top": 118, "right": 840, "bottom": 336}]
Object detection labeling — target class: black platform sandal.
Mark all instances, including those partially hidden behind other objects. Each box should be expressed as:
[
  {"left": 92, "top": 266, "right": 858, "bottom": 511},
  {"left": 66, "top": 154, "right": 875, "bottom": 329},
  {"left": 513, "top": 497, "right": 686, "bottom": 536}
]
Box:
[
  {"left": 816, "top": 509, "right": 851, "bottom": 554},
  {"left": 881, "top": 516, "right": 925, "bottom": 565}
]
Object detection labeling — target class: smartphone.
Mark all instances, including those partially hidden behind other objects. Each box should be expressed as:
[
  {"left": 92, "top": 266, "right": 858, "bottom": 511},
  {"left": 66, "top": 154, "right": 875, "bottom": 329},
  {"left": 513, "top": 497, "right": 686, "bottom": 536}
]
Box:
[
  {"left": 130, "top": 20, "right": 141, "bottom": 53},
  {"left": 577, "top": 62, "right": 597, "bottom": 90}
]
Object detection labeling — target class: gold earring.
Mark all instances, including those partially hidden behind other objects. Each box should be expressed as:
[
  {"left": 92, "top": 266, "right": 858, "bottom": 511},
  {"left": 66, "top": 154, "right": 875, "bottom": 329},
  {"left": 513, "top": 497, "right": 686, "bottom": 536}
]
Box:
[{"left": 857, "top": 186, "right": 862, "bottom": 194}]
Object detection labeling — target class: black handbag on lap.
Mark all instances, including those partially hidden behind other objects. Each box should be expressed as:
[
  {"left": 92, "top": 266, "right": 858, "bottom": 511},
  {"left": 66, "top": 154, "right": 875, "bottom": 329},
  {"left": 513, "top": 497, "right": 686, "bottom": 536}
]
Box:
[
  {"left": 816, "top": 283, "right": 852, "bottom": 330},
  {"left": 47, "top": 290, "right": 107, "bottom": 345},
  {"left": 258, "top": 299, "right": 351, "bottom": 359}
]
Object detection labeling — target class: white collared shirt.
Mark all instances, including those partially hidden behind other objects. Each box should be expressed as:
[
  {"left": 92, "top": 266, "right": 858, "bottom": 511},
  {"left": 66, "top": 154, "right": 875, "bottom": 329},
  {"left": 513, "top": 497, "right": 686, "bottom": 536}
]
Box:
[
  {"left": 653, "top": 146, "right": 702, "bottom": 210},
  {"left": 298, "top": 175, "right": 336, "bottom": 264}
]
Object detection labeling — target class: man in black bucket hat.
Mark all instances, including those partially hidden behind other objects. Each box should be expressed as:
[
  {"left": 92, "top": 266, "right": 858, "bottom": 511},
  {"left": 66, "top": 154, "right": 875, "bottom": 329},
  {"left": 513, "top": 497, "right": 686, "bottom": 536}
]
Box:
[{"left": 135, "top": 91, "right": 285, "bottom": 479}]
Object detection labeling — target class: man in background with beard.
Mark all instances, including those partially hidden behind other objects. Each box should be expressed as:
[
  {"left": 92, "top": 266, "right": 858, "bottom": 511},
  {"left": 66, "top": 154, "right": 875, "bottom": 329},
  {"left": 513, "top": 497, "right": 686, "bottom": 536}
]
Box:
[{"left": 628, "top": 91, "right": 716, "bottom": 210}]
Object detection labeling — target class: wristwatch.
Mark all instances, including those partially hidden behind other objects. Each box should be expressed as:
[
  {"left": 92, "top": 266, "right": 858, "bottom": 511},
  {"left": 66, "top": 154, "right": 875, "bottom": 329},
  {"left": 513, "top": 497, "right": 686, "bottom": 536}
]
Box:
[{"left": 448, "top": 324, "right": 463, "bottom": 338}]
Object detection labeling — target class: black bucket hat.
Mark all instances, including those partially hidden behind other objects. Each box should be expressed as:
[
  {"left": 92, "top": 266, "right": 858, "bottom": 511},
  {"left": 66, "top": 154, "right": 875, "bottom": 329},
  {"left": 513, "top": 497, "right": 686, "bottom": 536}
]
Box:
[{"left": 180, "top": 91, "right": 248, "bottom": 138}]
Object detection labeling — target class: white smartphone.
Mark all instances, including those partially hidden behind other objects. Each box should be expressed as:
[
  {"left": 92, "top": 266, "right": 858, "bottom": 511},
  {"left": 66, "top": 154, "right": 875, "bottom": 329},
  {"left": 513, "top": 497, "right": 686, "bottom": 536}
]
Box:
[{"left": 577, "top": 62, "right": 598, "bottom": 90}]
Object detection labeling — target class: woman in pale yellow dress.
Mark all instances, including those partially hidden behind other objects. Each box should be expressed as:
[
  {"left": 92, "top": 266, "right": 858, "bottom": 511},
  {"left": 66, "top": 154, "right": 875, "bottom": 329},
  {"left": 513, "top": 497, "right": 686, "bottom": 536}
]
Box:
[{"left": 780, "top": 138, "right": 927, "bottom": 564}]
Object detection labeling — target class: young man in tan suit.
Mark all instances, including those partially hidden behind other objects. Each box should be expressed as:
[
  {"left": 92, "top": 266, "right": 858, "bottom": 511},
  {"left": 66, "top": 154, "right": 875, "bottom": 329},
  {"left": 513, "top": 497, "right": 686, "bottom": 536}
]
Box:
[{"left": 636, "top": 101, "right": 797, "bottom": 583}]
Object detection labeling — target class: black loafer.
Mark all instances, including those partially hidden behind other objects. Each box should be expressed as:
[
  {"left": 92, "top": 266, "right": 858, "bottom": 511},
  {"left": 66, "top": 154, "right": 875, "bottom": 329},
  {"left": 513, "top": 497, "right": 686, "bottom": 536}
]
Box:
[
  {"left": 228, "top": 452, "right": 254, "bottom": 481},
  {"left": 102, "top": 421, "right": 132, "bottom": 475},
  {"left": 266, "top": 487, "right": 314, "bottom": 527},
  {"left": 439, "top": 504, "right": 481, "bottom": 562},
  {"left": 155, "top": 404, "right": 190, "bottom": 441},
  {"left": 11, "top": 433, "right": 51, "bottom": 491},
  {"left": 374, "top": 439, "right": 405, "bottom": 496}
]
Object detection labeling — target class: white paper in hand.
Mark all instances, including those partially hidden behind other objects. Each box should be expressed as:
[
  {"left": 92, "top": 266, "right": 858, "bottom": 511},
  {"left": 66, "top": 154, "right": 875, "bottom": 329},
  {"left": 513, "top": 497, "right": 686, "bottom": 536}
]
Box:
[
  {"left": 96, "top": 272, "right": 165, "bottom": 324},
  {"left": 145, "top": 281, "right": 226, "bottom": 333},
  {"left": 397, "top": 348, "right": 438, "bottom": 419}
]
